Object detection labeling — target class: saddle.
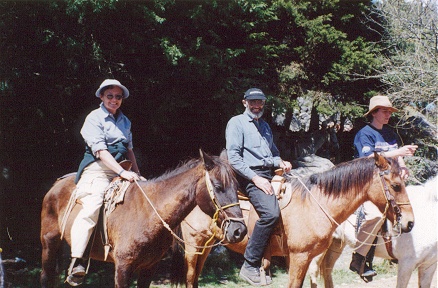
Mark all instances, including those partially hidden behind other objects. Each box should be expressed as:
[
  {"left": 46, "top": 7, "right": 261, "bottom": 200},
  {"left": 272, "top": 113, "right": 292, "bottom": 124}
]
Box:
[{"left": 239, "top": 173, "right": 292, "bottom": 258}]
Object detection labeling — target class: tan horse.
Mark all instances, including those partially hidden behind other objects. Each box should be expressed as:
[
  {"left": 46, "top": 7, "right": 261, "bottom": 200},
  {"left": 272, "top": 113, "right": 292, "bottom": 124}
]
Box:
[
  {"left": 308, "top": 176, "right": 437, "bottom": 288},
  {"left": 171, "top": 153, "right": 415, "bottom": 288},
  {"left": 40, "top": 150, "right": 247, "bottom": 288}
]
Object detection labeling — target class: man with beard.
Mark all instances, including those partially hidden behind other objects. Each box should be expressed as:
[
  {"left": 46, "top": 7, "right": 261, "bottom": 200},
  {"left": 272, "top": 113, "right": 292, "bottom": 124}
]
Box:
[{"left": 226, "top": 88, "right": 292, "bottom": 286}]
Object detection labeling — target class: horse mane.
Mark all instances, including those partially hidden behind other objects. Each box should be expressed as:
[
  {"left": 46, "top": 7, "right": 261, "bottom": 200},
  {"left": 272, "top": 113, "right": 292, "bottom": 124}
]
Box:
[
  {"left": 149, "top": 153, "right": 236, "bottom": 187},
  {"left": 150, "top": 158, "right": 200, "bottom": 182},
  {"left": 291, "top": 156, "right": 401, "bottom": 199}
]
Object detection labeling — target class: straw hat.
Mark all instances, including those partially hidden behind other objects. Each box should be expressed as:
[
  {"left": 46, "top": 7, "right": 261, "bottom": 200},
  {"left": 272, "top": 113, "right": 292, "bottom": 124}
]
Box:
[
  {"left": 95, "top": 79, "right": 130, "bottom": 98},
  {"left": 364, "top": 95, "right": 398, "bottom": 116}
]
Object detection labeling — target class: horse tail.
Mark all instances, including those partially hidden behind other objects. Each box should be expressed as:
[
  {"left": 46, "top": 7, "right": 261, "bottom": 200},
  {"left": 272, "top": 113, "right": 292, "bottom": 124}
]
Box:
[{"left": 170, "top": 225, "right": 186, "bottom": 287}]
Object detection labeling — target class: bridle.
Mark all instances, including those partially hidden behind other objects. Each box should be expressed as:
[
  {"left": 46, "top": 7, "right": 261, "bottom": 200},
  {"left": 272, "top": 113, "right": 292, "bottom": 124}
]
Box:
[
  {"left": 378, "top": 168, "right": 410, "bottom": 232},
  {"left": 134, "top": 168, "right": 243, "bottom": 254},
  {"left": 204, "top": 170, "right": 244, "bottom": 243}
]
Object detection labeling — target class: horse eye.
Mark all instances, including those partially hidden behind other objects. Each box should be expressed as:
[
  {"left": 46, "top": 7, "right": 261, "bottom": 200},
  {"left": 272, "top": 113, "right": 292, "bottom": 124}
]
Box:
[{"left": 391, "top": 183, "right": 401, "bottom": 192}]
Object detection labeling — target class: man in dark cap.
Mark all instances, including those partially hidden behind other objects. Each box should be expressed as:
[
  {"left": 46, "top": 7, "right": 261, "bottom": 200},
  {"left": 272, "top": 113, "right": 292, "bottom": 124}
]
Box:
[{"left": 226, "top": 88, "right": 292, "bottom": 286}]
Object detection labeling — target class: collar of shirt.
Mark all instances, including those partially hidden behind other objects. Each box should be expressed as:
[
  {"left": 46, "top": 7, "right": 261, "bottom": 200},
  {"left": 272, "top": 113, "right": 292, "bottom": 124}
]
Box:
[{"left": 99, "top": 102, "right": 123, "bottom": 120}]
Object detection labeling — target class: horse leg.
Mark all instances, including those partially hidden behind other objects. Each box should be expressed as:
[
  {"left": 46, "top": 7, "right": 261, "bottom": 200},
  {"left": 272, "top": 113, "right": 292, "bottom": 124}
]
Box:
[
  {"left": 114, "top": 261, "right": 135, "bottom": 288},
  {"left": 321, "top": 237, "right": 345, "bottom": 288},
  {"left": 418, "top": 261, "right": 437, "bottom": 288},
  {"left": 185, "top": 252, "right": 199, "bottom": 288},
  {"left": 308, "top": 252, "right": 324, "bottom": 288},
  {"left": 40, "top": 218, "right": 62, "bottom": 287},
  {"left": 191, "top": 247, "right": 212, "bottom": 288},
  {"left": 287, "top": 253, "right": 311, "bottom": 288},
  {"left": 137, "top": 265, "right": 158, "bottom": 288},
  {"left": 395, "top": 261, "right": 415, "bottom": 288}
]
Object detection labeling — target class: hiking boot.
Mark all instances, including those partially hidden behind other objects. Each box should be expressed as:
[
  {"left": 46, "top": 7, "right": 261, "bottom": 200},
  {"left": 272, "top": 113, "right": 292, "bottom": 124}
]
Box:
[
  {"left": 349, "top": 252, "right": 377, "bottom": 278},
  {"left": 239, "top": 261, "right": 261, "bottom": 286}
]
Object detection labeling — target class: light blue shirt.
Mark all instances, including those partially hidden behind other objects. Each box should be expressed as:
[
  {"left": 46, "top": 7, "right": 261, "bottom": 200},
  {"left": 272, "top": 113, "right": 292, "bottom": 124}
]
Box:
[
  {"left": 225, "top": 111, "right": 281, "bottom": 180},
  {"left": 80, "top": 103, "right": 133, "bottom": 156}
]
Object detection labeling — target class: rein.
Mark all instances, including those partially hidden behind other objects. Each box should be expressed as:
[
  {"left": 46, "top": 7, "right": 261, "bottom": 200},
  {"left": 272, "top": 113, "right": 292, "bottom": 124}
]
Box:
[{"left": 134, "top": 169, "right": 242, "bottom": 253}]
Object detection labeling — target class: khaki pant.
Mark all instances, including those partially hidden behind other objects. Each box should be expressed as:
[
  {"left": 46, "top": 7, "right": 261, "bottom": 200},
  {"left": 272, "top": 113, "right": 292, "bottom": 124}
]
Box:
[
  {"left": 70, "top": 161, "right": 116, "bottom": 258},
  {"left": 354, "top": 201, "right": 383, "bottom": 256}
]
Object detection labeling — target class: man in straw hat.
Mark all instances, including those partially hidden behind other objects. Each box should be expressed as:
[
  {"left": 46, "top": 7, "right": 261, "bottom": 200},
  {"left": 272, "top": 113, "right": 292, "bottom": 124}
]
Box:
[{"left": 349, "top": 95, "right": 417, "bottom": 282}]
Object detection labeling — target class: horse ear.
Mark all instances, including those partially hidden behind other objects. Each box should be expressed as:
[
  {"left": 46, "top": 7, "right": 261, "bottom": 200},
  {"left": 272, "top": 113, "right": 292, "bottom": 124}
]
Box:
[
  {"left": 374, "top": 152, "right": 389, "bottom": 170},
  {"left": 199, "top": 149, "right": 215, "bottom": 170},
  {"left": 219, "top": 148, "right": 228, "bottom": 161}
]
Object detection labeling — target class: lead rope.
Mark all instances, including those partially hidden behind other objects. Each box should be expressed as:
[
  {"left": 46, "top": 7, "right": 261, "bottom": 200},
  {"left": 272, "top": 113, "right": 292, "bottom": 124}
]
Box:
[
  {"left": 132, "top": 170, "right": 240, "bottom": 253},
  {"left": 288, "top": 172, "right": 341, "bottom": 227}
]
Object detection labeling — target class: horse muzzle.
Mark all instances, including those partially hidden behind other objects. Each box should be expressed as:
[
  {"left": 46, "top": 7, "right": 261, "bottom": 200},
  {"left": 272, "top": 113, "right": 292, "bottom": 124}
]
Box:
[{"left": 222, "top": 219, "right": 247, "bottom": 243}]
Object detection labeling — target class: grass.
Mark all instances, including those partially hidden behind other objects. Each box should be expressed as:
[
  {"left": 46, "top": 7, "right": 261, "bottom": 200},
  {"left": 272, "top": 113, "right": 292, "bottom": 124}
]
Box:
[{"left": 2, "top": 249, "right": 399, "bottom": 287}]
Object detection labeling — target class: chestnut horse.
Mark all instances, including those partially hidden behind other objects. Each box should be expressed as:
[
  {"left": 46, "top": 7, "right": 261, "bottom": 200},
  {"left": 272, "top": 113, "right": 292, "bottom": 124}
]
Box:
[
  {"left": 40, "top": 150, "right": 247, "bottom": 287},
  {"left": 171, "top": 153, "right": 415, "bottom": 288}
]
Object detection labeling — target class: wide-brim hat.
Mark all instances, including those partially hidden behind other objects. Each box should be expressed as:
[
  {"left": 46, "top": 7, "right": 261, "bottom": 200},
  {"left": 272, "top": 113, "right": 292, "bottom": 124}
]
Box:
[
  {"left": 95, "top": 79, "right": 130, "bottom": 99},
  {"left": 244, "top": 88, "right": 267, "bottom": 100},
  {"left": 364, "top": 95, "right": 398, "bottom": 116}
]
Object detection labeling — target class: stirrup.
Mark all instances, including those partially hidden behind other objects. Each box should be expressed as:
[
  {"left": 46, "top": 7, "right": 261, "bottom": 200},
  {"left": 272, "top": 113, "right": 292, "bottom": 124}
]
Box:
[{"left": 66, "top": 258, "right": 86, "bottom": 286}]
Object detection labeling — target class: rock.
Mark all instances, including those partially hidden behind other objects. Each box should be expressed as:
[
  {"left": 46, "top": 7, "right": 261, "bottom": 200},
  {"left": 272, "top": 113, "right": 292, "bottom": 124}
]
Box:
[{"left": 291, "top": 155, "right": 334, "bottom": 178}]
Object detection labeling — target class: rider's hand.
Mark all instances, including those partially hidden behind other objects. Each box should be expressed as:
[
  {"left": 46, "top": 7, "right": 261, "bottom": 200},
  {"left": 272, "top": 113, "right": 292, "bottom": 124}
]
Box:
[
  {"left": 398, "top": 145, "right": 418, "bottom": 157},
  {"left": 252, "top": 175, "right": 274, "bottom": 195},
  {"left": 280, "top": 160, "right": 292, "bottom": 173},
  {"left": 120, "top": 170, "right": 140, "bottom": 182}
]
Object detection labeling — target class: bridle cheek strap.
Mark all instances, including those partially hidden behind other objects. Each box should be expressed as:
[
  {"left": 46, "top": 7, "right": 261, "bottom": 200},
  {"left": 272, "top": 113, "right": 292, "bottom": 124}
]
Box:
[
  {"left": 204, "top": 170, "right": 243, "bottom": 241},
  {"left": 379, "top": 169, "right": 406, "bottom": 228}
]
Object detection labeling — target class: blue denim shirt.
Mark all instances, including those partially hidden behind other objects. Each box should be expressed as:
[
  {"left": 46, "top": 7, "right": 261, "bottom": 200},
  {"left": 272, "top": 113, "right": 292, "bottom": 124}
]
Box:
[
  {"left": 80, "top": 102, "right": 133, "bottom": 156},
  {"left": 225, "top": 111, "right": 281, "bottom": 180}
]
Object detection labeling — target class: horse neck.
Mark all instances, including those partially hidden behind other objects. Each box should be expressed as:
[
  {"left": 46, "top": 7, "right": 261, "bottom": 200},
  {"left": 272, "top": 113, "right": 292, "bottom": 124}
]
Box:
[
  {"left": 142, "top": 167, "right": 203, "bottom": 229},
  {"left": 311, "top": 178, "right": 372, "bottom": 226}
]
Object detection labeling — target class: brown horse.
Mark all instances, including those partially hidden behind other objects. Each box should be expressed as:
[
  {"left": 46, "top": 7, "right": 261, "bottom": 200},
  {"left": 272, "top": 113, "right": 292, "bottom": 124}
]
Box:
[
  {"left": 40, "top": 150, "right": 247, "bottom": 288},
  {"left": 171, "top": 153, "right": 415, "bottom": 288}
]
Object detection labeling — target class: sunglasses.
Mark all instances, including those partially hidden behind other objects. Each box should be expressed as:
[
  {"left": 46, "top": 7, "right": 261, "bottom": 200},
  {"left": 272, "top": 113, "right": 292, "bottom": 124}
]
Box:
[{"left": 105, "top": 94, "right": 123, "bottom": 100}]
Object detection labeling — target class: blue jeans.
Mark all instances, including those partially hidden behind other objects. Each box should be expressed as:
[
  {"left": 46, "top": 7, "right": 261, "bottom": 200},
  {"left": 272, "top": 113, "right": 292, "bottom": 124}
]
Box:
[{"left": 240, "top": 168, "right": 280, "bottom": 266}]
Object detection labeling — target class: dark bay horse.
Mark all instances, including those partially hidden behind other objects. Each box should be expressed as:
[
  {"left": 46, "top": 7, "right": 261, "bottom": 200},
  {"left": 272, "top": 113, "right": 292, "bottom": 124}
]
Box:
[
  {"left": 172, "top": 153, "right": 415, "bottom": 288},
  {"left": 40, "top": 150, "right": 247, "bottom": 287}
]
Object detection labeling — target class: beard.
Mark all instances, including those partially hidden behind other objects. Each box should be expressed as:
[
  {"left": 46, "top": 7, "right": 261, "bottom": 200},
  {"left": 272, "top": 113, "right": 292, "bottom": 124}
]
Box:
[{"left": 245, "top": 105, "right": 264, "bottom": 119}]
